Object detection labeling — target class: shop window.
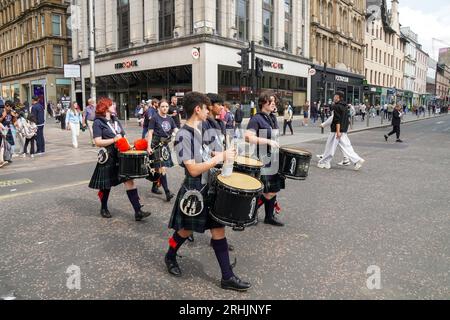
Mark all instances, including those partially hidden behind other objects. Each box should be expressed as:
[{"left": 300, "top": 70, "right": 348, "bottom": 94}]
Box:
[
  {"left": 236, "top": 0, "right": 249, "bottom": 41},
  {"left": 118, "top": 0, "right": 130, "bottom": 48},
  {"left": 159, "top": 0, "right": 174, "bottom": 41}
]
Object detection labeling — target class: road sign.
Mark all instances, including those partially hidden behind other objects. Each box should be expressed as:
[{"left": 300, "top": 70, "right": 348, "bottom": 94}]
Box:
[
  {"left": 191, "top": 47, "right": 200, "bottom": 60},
  {"left": 64, "top": 64, "right": 81, "bottom": 78},
  {"left": 309, "top": 68, "right": 316, "bottom": 76}
]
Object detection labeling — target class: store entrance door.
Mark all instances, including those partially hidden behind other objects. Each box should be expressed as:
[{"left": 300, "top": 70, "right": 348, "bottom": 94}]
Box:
[{"left": 118, "top": 92, "right": 129, "bottom": 120}]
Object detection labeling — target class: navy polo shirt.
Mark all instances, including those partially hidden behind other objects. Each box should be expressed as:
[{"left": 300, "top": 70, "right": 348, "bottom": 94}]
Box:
[{"left": 148, "top": 113, "right": 176, "bottom": 138}]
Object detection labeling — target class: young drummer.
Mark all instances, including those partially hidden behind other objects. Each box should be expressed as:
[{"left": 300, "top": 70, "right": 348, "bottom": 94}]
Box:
[
  {"left": 89, "top": 97, "right": 151, "bottom": 221},
  {"left": 164, "top": 91, "right": 251, "bottom": 291},
  {"left": 146, "top": 99, "right": 178, "bottom": 202},
  {"left": 245, "top": 93, "right": 285, "bottom": 227}
]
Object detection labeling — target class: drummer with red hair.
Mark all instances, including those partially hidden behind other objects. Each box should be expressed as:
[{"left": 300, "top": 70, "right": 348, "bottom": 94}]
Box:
[{"left": 88, "top": 97, "right": 151, "bottom": 221}]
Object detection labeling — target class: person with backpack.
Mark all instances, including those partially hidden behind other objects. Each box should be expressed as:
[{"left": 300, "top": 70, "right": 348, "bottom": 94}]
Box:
[
  {"left": 20, "top": 114, "right": 38, "bottom": 158},
  {"left": 282, "top": 102, "right": 294, "bottom": 135}
]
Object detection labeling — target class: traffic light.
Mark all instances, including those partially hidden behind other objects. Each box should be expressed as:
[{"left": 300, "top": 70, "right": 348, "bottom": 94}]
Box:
[
  {"left": 237, "top": 48, "right": 250, "bottom": 78},
  {"left": 255, "top": 57, "right": 264, "bottom": 78}
]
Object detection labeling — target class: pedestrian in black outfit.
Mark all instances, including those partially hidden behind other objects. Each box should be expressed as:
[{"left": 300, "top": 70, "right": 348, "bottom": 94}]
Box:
[
  {"left": 89, "top": 97, "right": 151, "bottom": 221},
  {"left": 168, "top": 96, "right": 181, "bottom": 129},
  {"left": 31, "top": 96, "right": 45, "bottom": 155},
  {"left": 282, "top": 102, "right": 293, "bottom": 135},
  {"left": 384, "top": 104, "right": 403, "bottom": 143},
  {"left": 234, "top": 103, "right": 244, "bottom": 130}
]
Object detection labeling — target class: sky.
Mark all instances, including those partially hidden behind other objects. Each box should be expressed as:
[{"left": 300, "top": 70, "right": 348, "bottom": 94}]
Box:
[{"left": 396, "top": 0, "right": 450, "bottom": 60}]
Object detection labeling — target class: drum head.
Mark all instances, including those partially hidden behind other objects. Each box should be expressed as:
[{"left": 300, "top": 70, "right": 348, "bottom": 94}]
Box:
[
  {"left": 280, "top": 147, "right": 312, "bottom": 157},
  {"left": 235, "top": 156, "right": 263, "bottom": 168},
  {"left": 217, "top": 172, "right": 262, "bottom": 192}
]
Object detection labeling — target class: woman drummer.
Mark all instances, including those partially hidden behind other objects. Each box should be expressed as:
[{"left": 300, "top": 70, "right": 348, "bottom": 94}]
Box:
[
  {"left": 89, "top": 97, "right": 151, "bottom": 221},
  {"left": 146, "top": 99, "right": 178, "bottom": 202},
  {"left": 245, "top": 93, "right": 285, "bottom": 227}
]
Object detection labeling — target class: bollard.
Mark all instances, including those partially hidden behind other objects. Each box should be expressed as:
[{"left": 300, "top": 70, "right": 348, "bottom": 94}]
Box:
[
  {"left": 366, "top": 113, "right": 370, "bottom": 127},
  {"left": 321, "top": 126, "right": 324, "bottom": 134}
]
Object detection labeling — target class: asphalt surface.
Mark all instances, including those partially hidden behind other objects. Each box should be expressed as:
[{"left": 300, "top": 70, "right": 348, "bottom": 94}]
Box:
[{"left": 0, "top": 115, "right": 449, "bottom": 299}]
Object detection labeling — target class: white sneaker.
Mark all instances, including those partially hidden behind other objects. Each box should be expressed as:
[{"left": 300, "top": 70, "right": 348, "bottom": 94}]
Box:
[
  {"left": 354, "top": 159, "right": 365, "bottom": 171},
  {"left": 337, "top": 160, "right": 351, "bottom": 166},
  {"left": 21, "top": 153, "right": 27, "bottom": 158},
  {"left": 316, "top": 154, "right": 324, "bottom": 159},
  {"left": 317, "top": 162, "right": 331, "bottom": 169},
  {"left": 31, "top": 154, "right": 35, "bottom": 159}
]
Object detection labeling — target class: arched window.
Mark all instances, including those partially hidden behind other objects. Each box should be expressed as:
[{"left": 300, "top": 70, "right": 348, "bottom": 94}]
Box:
[{"left": 327, "top": 3, "right": 332, "bottom": 28}]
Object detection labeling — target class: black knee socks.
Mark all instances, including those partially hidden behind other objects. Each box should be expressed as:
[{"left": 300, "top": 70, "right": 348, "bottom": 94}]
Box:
[
  {"left": 167, "top": 231, "right": 188, "bottom": 259},
  {"left": 160, "top": 174, "right": 169, "bottom": 193},
  {"left": 264, "top": 196, "right": 276, "bottom": 220},
  {"left": 211, "top": 238, "right": 234, "bottom": 281},
  {"left": 126, "top": 189, "right": 142, "bottom": 213},
  {"left": 98, "top": 189, "right": 110, "bottom": 210}
]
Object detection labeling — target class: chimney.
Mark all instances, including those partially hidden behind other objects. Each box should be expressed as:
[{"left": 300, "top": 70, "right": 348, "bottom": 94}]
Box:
[{"left": 391, "top": 0, "right": 400, "bottom": 32}]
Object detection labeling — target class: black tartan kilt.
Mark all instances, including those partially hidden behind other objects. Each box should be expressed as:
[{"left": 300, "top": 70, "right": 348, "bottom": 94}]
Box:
[
  {"left": 261, "top": 173, "right": 286, "bottom": 193},
  {"left": 151, "top": 139, "right": 174, "bottom": 169},
  {"left": 89, "top": 146, "right": 124, "bottom": 190},
  {"left": 168, "top": 176, "right": 223, "bottom": 233}
]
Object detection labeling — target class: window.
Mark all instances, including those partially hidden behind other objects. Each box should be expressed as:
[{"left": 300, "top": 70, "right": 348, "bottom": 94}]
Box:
[
  {"left": 263, "top": 1, "right": 273, "bottom": 47},
  {"left": 216, "top": 0, "right": 221, "bottom": 35},
  {"left": 284, "top": 0, "right": 292, "bottom": 52},
  {"left": 51, "top": 14, "right": 61, "bottom": 36},
  {"left": 41, "top": 14, "right": 45, "bottom": 37},
  {"left": 118, "top": 0, "right": 130, "bottom": 48},
  {"left": 236, "top": 0, "right": 249, "bottom": 41},
  {"left": 159, "top": 0, "right": 174, "bottom": 40},
  {"left": 53, "top": 45, "right": 63, "bottom": 67}
]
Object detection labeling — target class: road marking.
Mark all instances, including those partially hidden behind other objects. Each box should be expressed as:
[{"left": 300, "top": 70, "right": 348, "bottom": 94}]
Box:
[
  {"left": 0, "top": 180, "right": 90, "bottom": 201},
  {"left": 0, "top": 178, "right": 33, "bottom": 188},
  {"left": 436, "top": 121, "right": 445, "bottom": 124}
]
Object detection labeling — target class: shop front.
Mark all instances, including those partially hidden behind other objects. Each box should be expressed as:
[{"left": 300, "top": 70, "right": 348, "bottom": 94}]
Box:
[{"left": 311, "top": 67, "right": 364, "bottom": 105}]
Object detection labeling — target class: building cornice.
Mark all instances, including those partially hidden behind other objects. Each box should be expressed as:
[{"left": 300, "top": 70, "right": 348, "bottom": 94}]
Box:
[{"left": 73, "top": 34, "right": 313, "bottom": 67}]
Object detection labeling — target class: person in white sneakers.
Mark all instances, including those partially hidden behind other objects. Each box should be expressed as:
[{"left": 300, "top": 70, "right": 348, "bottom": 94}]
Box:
[
  {"left": 316, "top": 108, "right": 350, "bottom": 166},
  {"left": 317, "top": 91, "right": 365, "bottom": 171}
]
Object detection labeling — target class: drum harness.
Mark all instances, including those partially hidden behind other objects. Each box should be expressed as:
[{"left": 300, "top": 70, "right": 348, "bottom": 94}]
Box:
[{"left": 97, "top": 120, "right": 121, "bottom": 164}]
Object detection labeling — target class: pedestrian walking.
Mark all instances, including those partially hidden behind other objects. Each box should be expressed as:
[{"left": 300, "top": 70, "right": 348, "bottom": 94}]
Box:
[
  {"left": 317, "top": 91, "right": 365, "bottom": 170},
  {"left": 168, "top": 96, "right": 181, "bottom": 129},
  {"left": 83, "top": 98, "right": 96, "bottom": 146},
  {"left": 0, "top": 101, "right": 18, "bottom": 156},
  {"left": 384, "top": 104, "right": 403, "bottom": 143},
  {"left": 223, "top": 102, "right": 235, "bottom": 130},
  {"left": 302, "top": 101, "right": 309, "bottom": 126},
  {"left": 234, "top": 103, "right": 244, "bottom": 130},
  {"left": 66, "top": 103, "right": 83, "bottom": 148},
  {"left": 21, "top": 114, "right": 38, "bottom": 158},
  {"left": 31, "top": 96, "right": 45, "bottom": 155},
  {"left": 282, "top": 102, "right": 293, "bottom": 135}
]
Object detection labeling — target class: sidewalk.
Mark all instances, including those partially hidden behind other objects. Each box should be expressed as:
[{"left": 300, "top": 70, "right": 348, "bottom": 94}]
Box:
[{"left": 0, "top": 112, "right": 447, "bottom": 176}]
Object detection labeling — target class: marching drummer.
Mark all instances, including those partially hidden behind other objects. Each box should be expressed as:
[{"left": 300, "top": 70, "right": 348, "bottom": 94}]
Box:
[
  {"left": 146, "top": 99, "right": 178, "bottom": 202},
  {"left": 164, "top": 91, "right": 251, "bottom": 291},
  {"left": 89, "top": 97, "right": 152, "bottom": 221},
  {"left": 245, "top": 93, "right": 285, "bottom": 227}
]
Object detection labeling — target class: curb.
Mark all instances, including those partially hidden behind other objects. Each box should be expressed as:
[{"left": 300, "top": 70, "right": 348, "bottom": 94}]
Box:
[{"left": 346, "top": 114, "right": 448, "bottom": 135}]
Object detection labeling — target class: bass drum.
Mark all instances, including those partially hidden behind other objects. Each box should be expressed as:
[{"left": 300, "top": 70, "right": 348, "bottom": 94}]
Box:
[
  {"left": 278, "top": 147, "right": 312, "bottom": 180},
  {"left": 210, "top": 172, "right": 263, "bottom": 231}
]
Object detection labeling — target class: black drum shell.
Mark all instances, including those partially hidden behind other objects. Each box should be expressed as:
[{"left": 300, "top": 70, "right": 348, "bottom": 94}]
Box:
[
  {"left": 118, "top": 152, "right": 149, "bottom": 179},
  {"left": 233, "top": 163, "right": 262, "bottom": 180},
  {"left": 279, "top": 148, "right": 312, "bottom": 180},
  {"left": 210, "top": 179, "right": 262, "bottom": 228}
]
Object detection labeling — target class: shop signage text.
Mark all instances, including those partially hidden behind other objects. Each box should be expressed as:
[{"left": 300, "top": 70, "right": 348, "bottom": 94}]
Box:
[
  {"left": 335, "top": 75, "right": 349, "bottom": 83},
  {"left": 262, "top": 60, "right": 284, "bottom": 70},
  {"left": 115, "top": 60, "right": 138, "bottom": 70}
]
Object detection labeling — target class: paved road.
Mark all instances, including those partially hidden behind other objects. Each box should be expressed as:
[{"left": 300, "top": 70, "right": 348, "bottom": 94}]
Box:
[{"left": 0, "top": 115, "right": 449, "bottom": 299}]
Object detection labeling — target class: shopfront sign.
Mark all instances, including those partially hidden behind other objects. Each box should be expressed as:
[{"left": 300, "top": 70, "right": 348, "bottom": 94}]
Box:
[
  {"left": 115, "top": 60, "right": 138, "bottom": 70},
  {"left": 335, "top": 75, "right": 349, "bottom": 83},
  {"left": 262, "top": 59, "right": 284, "bottom": 70},
  {"left": 64, "top": 64, "right": 81, "bottom": 78}
]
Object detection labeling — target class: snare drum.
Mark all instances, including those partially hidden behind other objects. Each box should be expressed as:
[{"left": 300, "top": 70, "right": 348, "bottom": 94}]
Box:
[
  {"left": 278, "top": 147, "right": 312, "bottom": 180},
  {"left": 118, "top": 150, "right": 149, "bottom": 179},
  {"left": 233, "top": 156, "right": 264, "bottom": 179},
  {"left": 210, "top": 172, "right": 263, "bottom": 230}
]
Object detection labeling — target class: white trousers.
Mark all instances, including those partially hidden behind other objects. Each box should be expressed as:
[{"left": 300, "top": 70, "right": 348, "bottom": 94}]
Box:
[
  {"left": 319, "top": 133, "right": 362, "bottom": 164},
  {"left": 70, "top": 122, "right": 80, "bottom": 148}
]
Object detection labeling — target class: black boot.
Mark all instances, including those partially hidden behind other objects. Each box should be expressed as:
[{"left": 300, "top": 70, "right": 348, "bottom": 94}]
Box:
[
  {"left": 100, "top": 208, "right": 112, "bottom": 218},
  {"left": 152, "top": 185, "right": 163, "bottom": 195},
  {"left": 165, "top": 191, "right": 175, "bottom": 202},
  {"left": 264, "top": 215, "right": 285, "bottom": 227},
  {"left": 165, "top": 253, "right": 182, "bottom": 277},
  {"left": 264, "top": 197, "right": 284, "bottom": 227},
  {"left": 135, "top": 206, "right": 152, "bottom": 221},
  {"left": 220, "top": 275, "right": 251, "bottom": 291}
]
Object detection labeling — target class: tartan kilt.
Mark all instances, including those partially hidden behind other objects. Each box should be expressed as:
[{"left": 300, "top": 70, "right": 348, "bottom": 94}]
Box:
[
  {"left": 89, "top": 146, "right": 124, "bottom": 190},
  {"left": 151, "top": 139, "right": 174, "bottom": 169},
  {"left": 168, "top": 176, "right": 223, "bottom": 233},
  {"left": 260, "top": 173, "right": 286, "bottom": 193}
]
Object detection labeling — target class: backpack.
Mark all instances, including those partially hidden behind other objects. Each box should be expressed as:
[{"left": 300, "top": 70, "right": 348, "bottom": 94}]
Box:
[{"left": 22, "top": 119, "right": 37, "bottom": 139}]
